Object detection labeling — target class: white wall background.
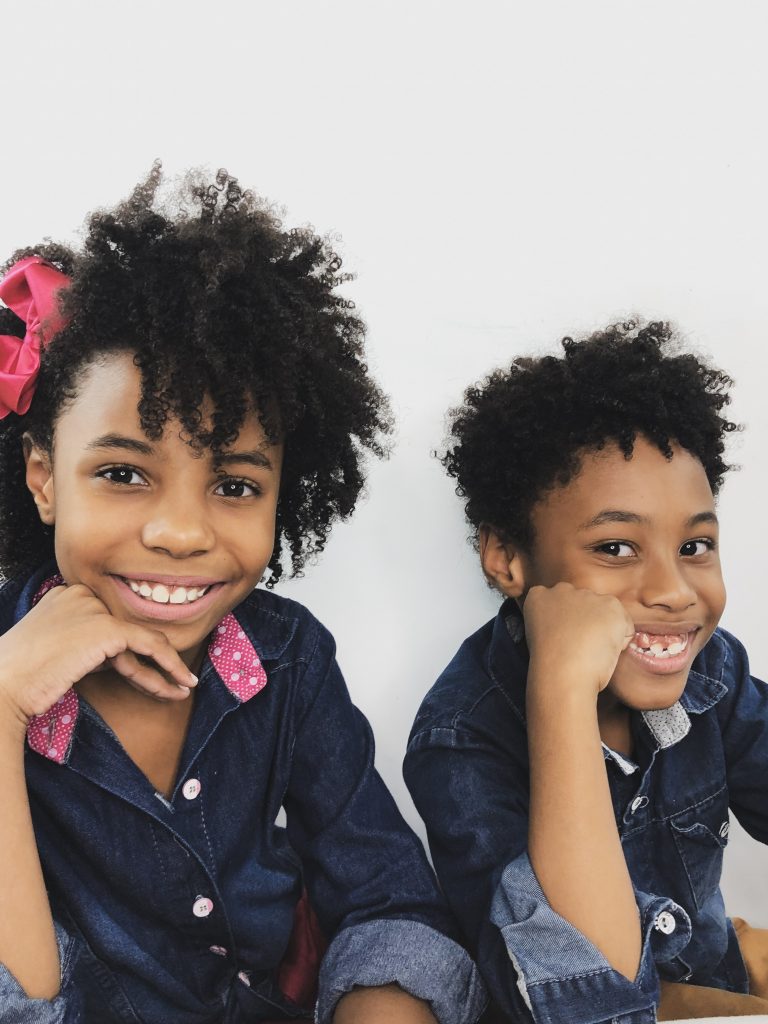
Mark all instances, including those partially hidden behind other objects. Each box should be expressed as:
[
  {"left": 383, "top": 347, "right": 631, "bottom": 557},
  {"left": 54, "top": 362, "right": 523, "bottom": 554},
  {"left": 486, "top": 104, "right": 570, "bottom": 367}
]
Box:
[{"left": 2, "top": 0, "right": 767, "bottom": 918}]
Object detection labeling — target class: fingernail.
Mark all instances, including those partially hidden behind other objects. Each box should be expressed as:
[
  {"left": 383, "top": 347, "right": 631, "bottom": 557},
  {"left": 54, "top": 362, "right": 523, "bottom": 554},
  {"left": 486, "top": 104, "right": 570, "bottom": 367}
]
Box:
[
  {"left": 176, "top": 684, "right": 192, "bottom": 694},
  {"left": 188, "top": 673, "right": 198, "bottom": 686}
]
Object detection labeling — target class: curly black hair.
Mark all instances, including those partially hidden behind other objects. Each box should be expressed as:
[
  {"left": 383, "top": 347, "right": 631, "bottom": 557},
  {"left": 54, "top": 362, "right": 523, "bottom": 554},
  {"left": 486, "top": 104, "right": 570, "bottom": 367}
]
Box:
[
  {"left": 0, "top": 162, "right": 391, "bottom": 583},
  {"left": 442, "top": 320, "right": 738, "bottom": 550}
]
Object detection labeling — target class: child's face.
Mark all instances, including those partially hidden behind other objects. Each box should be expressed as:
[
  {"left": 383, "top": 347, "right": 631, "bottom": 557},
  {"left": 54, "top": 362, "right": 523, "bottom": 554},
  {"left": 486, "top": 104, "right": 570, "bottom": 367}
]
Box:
[
  {"left": 485, "top": 436, "right": 726, "bottom": 711},
  {"left": 25, "top": 352, "right": 283, "bottom": 669}
]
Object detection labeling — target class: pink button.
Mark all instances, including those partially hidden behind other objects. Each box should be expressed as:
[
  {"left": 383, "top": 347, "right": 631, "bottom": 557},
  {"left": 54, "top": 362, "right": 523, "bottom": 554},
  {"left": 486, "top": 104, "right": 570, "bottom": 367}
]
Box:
[
  {"left": 209, "top": 945, "right": 228, "bottom": 957},
  {"left": 192, "top": 896, "right": 214, "bottom": 918},
  {"left": 183, "top": 778, "right": 201, "bottom": 800},
  {"left": 237, "top": 971, "right": 251, "bottom": 987}
]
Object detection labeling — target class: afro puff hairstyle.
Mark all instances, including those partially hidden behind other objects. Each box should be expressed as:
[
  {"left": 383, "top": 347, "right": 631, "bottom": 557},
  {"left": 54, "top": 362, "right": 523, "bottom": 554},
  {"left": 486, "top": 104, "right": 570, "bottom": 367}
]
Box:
[
  {"left": 442, "top": 320, "right": 738, "bottom": 551},
  {"left": 0, "top": 163, "right": 391, "bottom": 583}
]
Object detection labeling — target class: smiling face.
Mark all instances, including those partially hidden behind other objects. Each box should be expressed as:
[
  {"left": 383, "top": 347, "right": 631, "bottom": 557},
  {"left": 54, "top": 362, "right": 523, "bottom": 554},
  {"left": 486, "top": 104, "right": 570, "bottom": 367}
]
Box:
[
  {"left": 483, "top": 436, "right": 726, "bottom": 711},
  {"left": 25, "top": 352, "right": 282, "bottom": 668}
]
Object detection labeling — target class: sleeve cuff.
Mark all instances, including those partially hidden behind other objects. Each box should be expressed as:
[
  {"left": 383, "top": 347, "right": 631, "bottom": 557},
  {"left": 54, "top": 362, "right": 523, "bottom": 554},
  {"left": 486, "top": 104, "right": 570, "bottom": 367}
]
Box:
[
  {"left": 315, "top": 918, "right": 487, "bottom": 1024},
  {"left": 0, "top": 922, "right": 81, "bottom": 1023},
  {"left": 490, "top": 853, "right": 691, "bottom": 1024}
]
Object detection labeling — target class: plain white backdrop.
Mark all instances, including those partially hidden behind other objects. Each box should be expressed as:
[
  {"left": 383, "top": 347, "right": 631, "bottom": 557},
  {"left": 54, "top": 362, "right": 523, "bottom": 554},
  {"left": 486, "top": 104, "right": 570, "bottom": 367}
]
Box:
[{"left": 2, "top": 0, "right": 767, "bottom": 918}]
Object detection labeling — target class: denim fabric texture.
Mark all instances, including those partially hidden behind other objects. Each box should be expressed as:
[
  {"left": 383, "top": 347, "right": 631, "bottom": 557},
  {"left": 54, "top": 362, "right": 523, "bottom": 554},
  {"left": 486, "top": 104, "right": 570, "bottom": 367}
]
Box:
[
  {"left": 404, "top": 598, "right": 765, "bottom": 1024},
  {"left": 0, "top": 565, "right": 485, "bottom": 1024}
]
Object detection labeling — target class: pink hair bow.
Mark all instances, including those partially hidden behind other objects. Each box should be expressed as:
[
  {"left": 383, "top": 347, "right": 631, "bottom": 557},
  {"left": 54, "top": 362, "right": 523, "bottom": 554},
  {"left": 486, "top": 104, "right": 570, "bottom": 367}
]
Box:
[{"left": 0, "top": 256, "right": 70, "bottom": 418}]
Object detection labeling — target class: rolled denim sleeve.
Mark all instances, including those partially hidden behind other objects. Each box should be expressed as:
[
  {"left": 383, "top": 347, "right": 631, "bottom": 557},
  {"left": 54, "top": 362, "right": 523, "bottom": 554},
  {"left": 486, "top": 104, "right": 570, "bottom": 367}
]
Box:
[
  {"left": 406, "top": 711, "right": 692, "bottom": 1024},
  {"left": 285, "top": 625, "right": 486, "bottom": 1024},
  {"left": 0, "top": 922, "right": 82, "bottom": 1023},
  {"left": 316, "top": 919, "right": 487, "bottom": 1024},
  {"left": 491, "top": 852, "right": 691, "bottom": 1024}
]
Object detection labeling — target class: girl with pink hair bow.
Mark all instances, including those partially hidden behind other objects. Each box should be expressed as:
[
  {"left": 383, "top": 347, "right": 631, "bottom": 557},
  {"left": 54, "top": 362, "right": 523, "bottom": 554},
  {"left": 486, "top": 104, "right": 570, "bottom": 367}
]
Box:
[{"left": 0, "top": 165, "right": 485, "bottom": 1024}]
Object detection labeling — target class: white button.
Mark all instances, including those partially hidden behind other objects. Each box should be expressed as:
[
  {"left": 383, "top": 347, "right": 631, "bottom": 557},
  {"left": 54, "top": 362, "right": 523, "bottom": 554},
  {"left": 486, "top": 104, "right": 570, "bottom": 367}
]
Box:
[
  {"left": 719, "top": 820, "right": 730, "bottom": 838},
  {"left": 193, "top": 896, "right": 214, "bottom": 918},
  {"left": 209, "top": 945, "right": 228, "bottom": 957},
  {"left": 237, "top": 971, "right": 251, "bottom": 987},
  {"left": 654, "top": 911, "right": 676, "bottom": 935},
  {"left": 183, "top": 778, "right": 201, "bottom": 800}
]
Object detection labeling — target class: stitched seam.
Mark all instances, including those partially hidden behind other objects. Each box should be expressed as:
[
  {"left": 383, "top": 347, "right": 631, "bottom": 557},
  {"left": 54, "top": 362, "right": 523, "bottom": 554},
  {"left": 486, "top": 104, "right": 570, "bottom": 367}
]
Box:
[
  {"left": 149, "top": 822, "right": 169, "bottom": 885},
  {"left": 620, "top": 783, "right": 728, "bottom": 838},
  {"left": 198, "top": 797, "right": 216, "bottom": 872},
  {"left": 524, "top": 965, "right": 616, "bottom": 987}
]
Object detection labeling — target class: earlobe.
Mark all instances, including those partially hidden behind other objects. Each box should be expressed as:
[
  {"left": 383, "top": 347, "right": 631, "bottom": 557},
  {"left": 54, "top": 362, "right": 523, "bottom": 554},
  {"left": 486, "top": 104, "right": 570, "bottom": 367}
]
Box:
[
  {"left": 23, "top": 434, "right": 55, "bottom": 526},
  {"left": 479, "top": 525, "right": 526, "bottom": 598}
]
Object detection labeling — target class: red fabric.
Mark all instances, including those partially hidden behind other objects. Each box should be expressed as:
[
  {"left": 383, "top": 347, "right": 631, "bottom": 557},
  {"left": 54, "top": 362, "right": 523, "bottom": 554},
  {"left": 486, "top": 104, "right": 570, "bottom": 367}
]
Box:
[
  {"left": 263, "top": 890, "right": 327, "bottom": 1022},
  {"left": 278, "top": 890, "right": 327, "bottom": 1005},
  {"left": 0, "top": 256, "right": 70, "bottom": 417}
]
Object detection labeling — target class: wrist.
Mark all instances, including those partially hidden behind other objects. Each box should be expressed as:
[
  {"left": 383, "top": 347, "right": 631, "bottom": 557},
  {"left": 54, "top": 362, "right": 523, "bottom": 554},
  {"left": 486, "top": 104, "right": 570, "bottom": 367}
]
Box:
[
  {"left": 527, "top": 659, "right": 601, "bottom": 706},
  {"left": 0, "top": 686, "right": 31, "bottom": 746}
]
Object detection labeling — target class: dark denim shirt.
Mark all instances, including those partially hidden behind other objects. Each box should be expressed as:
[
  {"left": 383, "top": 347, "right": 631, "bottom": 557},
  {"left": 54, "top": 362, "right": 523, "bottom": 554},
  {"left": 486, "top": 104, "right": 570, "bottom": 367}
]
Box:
[
  {"left": 404, "top": 599, "right": 767, "bottom": 1024},
  {"left": 0, "top": 566, "right": 486, "bottom": 1024}
]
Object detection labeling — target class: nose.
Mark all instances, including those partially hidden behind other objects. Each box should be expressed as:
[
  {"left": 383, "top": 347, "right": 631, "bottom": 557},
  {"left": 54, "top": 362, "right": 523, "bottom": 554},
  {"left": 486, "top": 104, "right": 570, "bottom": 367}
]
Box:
[
  {"left": 141, "top": 493, "right": 215, "bottom": 558},
  {"left": 638, "top": 554, "right": 697, "bottom": 612}
]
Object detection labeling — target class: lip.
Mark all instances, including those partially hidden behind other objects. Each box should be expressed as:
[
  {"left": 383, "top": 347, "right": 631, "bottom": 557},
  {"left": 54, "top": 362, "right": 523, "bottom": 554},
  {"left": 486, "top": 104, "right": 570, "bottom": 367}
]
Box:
[
  {"left": 110, "top": 575, "right": 225, "bottom": 622},
  {"left": 625, "top": 628, "right": 699, "bottom": 676},
  {"left": 633, "top": 622, "right": 701, "bottom": 635}
]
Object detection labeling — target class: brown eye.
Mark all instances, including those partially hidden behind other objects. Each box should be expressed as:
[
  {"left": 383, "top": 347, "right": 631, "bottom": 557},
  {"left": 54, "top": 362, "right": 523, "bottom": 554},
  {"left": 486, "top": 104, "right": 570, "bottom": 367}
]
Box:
[
  {"left": 98, "top": 467, "right": 144, "bottom": 485},
  {"left": 214, "top": 478, "right": 260, "bottom": 498},
  {"left": 680, "top": 540, "right": 713, "bottom": 557},
  {"left": 596, "top": 542, "right": 634, "bottom": 558}
]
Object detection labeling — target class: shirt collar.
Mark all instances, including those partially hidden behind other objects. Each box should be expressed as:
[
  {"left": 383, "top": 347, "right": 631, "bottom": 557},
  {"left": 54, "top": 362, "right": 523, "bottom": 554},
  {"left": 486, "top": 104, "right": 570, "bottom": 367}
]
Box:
[
  {"left": 489, "top": 597, "right": 729, "bottom": 753},
  {"left": 26, "top": 574, "right": 270, "bottom": 765}
]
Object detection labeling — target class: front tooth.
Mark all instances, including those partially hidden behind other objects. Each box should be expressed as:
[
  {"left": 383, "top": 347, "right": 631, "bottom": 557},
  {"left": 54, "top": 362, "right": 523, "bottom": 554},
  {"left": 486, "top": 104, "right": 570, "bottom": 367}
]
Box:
[
  {"left": 151, "top": 584, "right": 170, "bottom": 604},
  {"left": 667, "top": 641, "right": 684, "bottom": 655},
  {"left": 186, "top": 588, "right": 199, "bottom": 602},
  {"left": 169, "top": 587, "right": 188, "bottom": 604},
  {"left": 649, "top": 643, "right": 664, "bottom": 656},
  {"left": 139, "top": 583, "right": 152, "bottom": 598}
]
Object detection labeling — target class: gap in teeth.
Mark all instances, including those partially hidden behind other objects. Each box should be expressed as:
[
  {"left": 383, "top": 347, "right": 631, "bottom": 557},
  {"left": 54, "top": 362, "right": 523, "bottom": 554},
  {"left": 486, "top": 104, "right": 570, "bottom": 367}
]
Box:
[
  {"left": 126, "top": 580, "right": 209, "bottom": 604},
  {"left": 629, "top": 636, "right": 686, "bottom": 658}
]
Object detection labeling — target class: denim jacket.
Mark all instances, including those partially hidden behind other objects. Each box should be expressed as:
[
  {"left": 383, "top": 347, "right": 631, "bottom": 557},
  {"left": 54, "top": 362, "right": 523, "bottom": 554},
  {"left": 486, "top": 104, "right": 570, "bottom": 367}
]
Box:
[
  {"left": 0, "top": 565, "right": 486, "bottom": 1024},
  {"left": 404, "top": 598, "right": 768, "bottom": 1024}
]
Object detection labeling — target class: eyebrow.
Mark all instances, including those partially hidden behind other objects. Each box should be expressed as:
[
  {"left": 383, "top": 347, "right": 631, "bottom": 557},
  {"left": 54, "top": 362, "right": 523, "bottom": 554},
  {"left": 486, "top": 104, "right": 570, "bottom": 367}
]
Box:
[
  {"left": 85, "top": 434, "right": 153, "bottom": 456},
  {"left": 579, "top": 509, "right": 719, "bottom": 530},
  {"left": 85, "top": 433, "right": 275, "bottom": 471},
  {"left": 214, "top": 450, "right": 274, "bottom": 471}
]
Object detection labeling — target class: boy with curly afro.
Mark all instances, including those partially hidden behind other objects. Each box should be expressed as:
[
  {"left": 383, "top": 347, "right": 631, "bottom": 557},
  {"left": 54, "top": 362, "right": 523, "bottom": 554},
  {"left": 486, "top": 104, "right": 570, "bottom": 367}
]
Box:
[{"left": 405, "top": 321, "right": 768, "bottom": 1022}]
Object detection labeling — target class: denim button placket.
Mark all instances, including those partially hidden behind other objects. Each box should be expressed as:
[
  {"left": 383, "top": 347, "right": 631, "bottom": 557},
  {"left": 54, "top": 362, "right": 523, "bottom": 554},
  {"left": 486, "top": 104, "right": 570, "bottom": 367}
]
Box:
[
  {"left": 183, "top": 778, "right": 202, "bottom": 800},
  {"left": 193, "top": 896, "right": 214, "bottom": 918}
]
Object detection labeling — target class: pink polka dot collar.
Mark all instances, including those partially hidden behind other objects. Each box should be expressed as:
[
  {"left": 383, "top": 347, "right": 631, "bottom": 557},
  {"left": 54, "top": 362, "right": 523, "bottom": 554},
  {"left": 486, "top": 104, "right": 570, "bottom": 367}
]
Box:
[{"left": 26, "top": 576, "right": 268, "bottom": 764}]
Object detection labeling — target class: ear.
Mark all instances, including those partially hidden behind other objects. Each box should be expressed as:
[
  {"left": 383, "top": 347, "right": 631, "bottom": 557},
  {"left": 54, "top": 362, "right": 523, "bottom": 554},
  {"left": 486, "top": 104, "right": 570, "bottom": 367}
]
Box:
[
  {"left": 23, "top": 434, "right": 56, "bottom": 526},
  {"left": 479, "top": 525, "right": 527, "bottom": 598}
]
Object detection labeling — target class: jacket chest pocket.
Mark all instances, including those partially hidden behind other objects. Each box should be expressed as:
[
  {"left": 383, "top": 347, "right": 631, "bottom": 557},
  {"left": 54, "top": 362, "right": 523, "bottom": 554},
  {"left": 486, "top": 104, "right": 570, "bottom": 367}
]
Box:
[{"left": 669, "top": 790, "right": 730, "bottom": 911}]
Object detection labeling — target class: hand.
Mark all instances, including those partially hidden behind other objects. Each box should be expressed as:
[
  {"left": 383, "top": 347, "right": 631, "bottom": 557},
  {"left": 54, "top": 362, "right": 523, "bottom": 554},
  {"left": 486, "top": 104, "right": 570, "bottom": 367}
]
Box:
[
  {"left": 523, "top": 582, "right": 635, "bottom": 697},
  {"left": 0, "top": 584, "right": 197, "bottom": 732}
]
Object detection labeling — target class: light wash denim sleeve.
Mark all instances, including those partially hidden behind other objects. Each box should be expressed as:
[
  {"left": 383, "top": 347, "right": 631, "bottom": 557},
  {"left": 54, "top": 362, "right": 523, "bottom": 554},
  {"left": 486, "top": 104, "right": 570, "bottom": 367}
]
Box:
[
  {"left": 491, "top": 853, "right": 692, "bottom": 1024},
  {"left": 315, "top": 918, "right": 487, "bottom": 1024},
  {"left": 0, "top": 922, "right": 82, "bottom": 1023}
]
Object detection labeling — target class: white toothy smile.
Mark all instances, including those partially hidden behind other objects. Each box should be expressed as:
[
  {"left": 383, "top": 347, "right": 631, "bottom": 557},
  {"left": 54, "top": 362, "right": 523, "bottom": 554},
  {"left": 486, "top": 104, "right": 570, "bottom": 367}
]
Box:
[
  {"left": 628, "top": 630, "right": 690, "bottom": 660},
  {"left": 122, "top": 579, "right": 212, "bottom": 605}
]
